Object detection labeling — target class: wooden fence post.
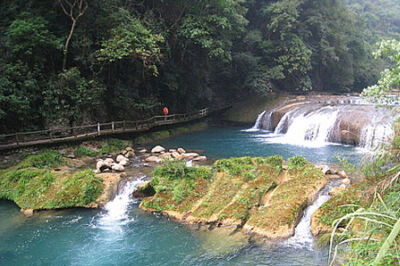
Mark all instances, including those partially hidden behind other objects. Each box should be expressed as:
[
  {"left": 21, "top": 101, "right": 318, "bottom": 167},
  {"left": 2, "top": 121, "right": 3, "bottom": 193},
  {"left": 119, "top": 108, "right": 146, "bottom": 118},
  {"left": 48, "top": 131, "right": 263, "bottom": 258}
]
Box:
[
  {"left": 123, "top": 120, "right": 126, "bottom": 131},
  {"left": 97, "top": 123, "right": 101, "bottom": 136},
  {"left": 112, "top": 121, "right": 115, "bottom": 133},
  {"left": 16, "top": 133, "right": 20, "bottom": 145}
]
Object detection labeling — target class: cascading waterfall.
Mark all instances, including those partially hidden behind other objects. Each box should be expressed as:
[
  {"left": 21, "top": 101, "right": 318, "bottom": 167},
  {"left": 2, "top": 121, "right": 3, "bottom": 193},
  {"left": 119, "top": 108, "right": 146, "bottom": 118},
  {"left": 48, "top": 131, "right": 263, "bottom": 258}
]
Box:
[
  {"left": 243, "top": 111, "right": 268, "bottom": 132},
  {"left": 274, "top": 107, "right": 339, "bottom": 147},
  {"left": 97, "top": 176, "right": 146, "bottom": 230},
  {"left": 285, "top": 181, "right": 341, "bottom": 250},
  {"left": 249, "top": 100, "right": 397, "bottom": 150}
]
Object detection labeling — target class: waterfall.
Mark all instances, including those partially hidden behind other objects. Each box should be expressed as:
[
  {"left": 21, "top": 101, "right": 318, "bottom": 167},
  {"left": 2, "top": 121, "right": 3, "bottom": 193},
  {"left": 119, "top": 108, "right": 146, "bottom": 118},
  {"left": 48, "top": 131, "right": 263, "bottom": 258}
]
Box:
[
  {"left": 243, "top": 111, "right": 268, "bottom": 132},
  {"left": 249, "top": 101, "right": 397, "bottom": 150},
  {"left": 97, "top": 176, "right": 146, "bottom": 230},
  {"left": 285, "top": 181, "right": 341, "bottom": 250}
]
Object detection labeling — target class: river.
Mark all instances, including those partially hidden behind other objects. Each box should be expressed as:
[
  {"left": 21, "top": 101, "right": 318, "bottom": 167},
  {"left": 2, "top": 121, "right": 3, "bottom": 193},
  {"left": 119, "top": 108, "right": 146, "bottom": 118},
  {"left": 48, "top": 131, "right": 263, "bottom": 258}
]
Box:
[{"left": 0, "top": 126, "right": 365, "bottom": 265}]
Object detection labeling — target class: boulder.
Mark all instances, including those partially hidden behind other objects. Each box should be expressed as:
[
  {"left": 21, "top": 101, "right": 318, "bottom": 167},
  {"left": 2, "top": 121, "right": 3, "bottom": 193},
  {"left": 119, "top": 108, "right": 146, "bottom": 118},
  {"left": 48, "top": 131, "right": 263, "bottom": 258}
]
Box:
[
  {"left": 145, "top": 156, "right": 163, "bottom": 163},
  {"left": 177, "top": 148, "right": 186, "bottom": 154},
  {"left": 116, "top": 155, "right": 128, "bottom": 163},
  {"left": 138, "top": 148, "right": 147, "bottom": 153},
  {"left": 182, "top": 153, "right": 199, "bottom": 159},
  {"left": 119, "top": 160, "right": 129, "bottom": 166},
  {"left": 21, "top": 209, "right": 34, "bottom": 217},
  {"left": 171, "top": 152, "right": 181, "bottom": 159},
  {"left": 169, "top": 149, "right": 177, "bottom": 153},
  {"left": 338, "top": 170, "right": 348, "bottom": 179},
  {"left": 319, "top": 165, "right": 332, "bottom": 175},
  {"left": 159, "top": 153, "right": 172, "bottom": 160},
  {"left": 125, "top": 151, "right": 135, "bottom": 158},
  {"left": 96, "top": 159, "right": 112, "bottom": 173},
  {"left": 112, "top": 163, "right": 125, "bottom": 172},
  {"left": 104, "top": 158, "right": 114, "bottom": 166},
  {"left": 151, "top": 145, "right": 166, "bottom": 153},
  {"left": 193, "top": 156, "right": 207, "bottom": 161}
]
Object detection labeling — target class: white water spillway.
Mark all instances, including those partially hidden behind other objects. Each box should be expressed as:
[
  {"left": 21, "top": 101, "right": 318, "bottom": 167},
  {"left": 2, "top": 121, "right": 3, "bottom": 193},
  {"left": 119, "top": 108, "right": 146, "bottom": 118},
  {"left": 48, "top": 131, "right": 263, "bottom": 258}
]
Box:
[
  {"left": 97, "top": 176, "right": 146, "bottom": 230},
  {"left": 248, "top": 97, "right": 399, "bottom": 150}
]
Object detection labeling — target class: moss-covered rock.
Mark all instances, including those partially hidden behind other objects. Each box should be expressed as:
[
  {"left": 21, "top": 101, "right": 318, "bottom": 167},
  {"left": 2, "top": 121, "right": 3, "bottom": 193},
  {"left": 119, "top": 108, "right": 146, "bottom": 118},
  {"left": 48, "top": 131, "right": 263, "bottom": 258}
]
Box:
[
  {"left": 140, "top": 156, "right": 327, "bottom": 239},
  {"left": 0, "top": 150, "right": 105, "bottom": 210}
]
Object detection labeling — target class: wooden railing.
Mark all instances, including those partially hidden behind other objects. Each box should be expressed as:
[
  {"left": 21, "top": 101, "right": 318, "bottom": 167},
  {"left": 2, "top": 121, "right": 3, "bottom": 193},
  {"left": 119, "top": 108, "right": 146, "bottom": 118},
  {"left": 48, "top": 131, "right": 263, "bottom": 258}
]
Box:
[{"left": 0, "top": 107, "right": 220, "bottom": 150}]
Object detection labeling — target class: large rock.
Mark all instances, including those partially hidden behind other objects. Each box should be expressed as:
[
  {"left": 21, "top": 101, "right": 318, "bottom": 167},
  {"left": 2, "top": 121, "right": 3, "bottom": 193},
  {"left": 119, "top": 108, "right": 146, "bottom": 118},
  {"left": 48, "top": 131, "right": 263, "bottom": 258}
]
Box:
[
  {"left": 159, "top": 153, "right": 172, "bottom": 160},
  {"left": 96, "top": 159, "right": 113, "bottom": 173},
  {"left": 171, "top": 152, "right": 181, "bottom": 159},
  {"left": 193, "top": 156, "right": 207, "bottom": 161},
  {"left": 177, "top": 148, "right": 186, "bottom": 154},
  {"left": 182, "top": 153, "right": 199, "bottom": 159},
  {"left": 116, "top": 155, "right": 128, "bottom": 163},
  {"left": 151, "top": 145, "right": 166, "bottom": 153},
  {"left": 119, "top": 160, "right": 129, "bottom": 166},
  {"left": 20, "top": 209, "right": 34, "bottom": 217},
  {"left": 338, "top": 170, "right": 348, "bottom": 179},
  {"left": 145, "top": 156, "right": 163, "bottom": 163},
  {"left": 112, "top": 163, "right": 125, "bottom": 172}
]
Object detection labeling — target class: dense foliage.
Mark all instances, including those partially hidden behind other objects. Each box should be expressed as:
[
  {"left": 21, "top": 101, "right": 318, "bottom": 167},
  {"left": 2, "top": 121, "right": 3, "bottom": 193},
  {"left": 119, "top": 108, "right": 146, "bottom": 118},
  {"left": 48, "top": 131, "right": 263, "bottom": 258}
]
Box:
[{"left": 0, "top": 0, "right": 398, "bottom": 133}]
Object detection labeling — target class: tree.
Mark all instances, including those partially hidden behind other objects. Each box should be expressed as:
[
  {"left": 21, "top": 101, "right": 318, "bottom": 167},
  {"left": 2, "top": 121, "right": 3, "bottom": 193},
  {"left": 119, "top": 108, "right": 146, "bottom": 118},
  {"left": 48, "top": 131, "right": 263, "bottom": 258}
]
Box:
[
  {"left": 58, "top": 0, "right": 88, "bottom": 70},
  {"left": 362, "top": 39, "right": 400, "bottom": 103}
]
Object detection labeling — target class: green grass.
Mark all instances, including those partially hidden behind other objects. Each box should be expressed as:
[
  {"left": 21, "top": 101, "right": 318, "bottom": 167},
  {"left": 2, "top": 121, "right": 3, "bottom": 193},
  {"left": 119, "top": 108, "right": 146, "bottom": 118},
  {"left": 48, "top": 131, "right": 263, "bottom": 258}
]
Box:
[
  {"left": 0, "top": 150, "right": 104, "bottom": 210},
  {"left": 17, "top": 150, "right": 64, "bottom": 169},
  {"left": 100, "top": 138, "right": 127, "bottom": 154},
  {"left": 74, "top": 146, "right": 98, "bottom": 157}
]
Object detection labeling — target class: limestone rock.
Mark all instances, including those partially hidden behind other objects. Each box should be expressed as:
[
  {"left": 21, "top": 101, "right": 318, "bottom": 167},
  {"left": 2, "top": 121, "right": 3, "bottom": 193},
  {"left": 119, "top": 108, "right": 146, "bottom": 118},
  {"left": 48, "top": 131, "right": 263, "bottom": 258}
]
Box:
[
  {"left": 193, "top": 156, "right": 207, "bottom": 161},
  {"left": 151, "top": 145, "right": 166, "bottom": 153},
  {"left": 182, "top": 153, "right": 199, "bottom": 159},
  {"left": 171, "top": 152, "right": 181, "bottom": 159},
  {"left": 119, "top": 160, "right": 129, "bottom": 166},
  {"left": 21, "top": 209, "right": 34, "bottom": 217},
  {"left": 116, "top": 155, "right": 128, "bottom": 163},
  {"left": 126, "top": 147, "right": 134, "bottom": 152},
  {"left": 320, "top": 165, "right": 331, "bottom": 175},
  {"left": 96, "top": 159, "right": 113, "bottom": 173},
  {"left": 112, "top": 163, "right": 125, "bottom": 172},
  {"left": 145, "top": 156, "right": 163, "bottom": 163},
  {"left": 338, "top": 170, "right": 348, "bottom": 179},
  {"left": 159, "top": 153, "right": 172, "bottom": 160},
  {"left": 125, "top": 151, "right": 135, "bottom": 158},
  {"left": 138, "top": 148, "right": 147, "bottom": 153},
  {"left": 177, "top": 148, "right": 186, "bottom": 154},
  {"left": 169, "top": 149, "right": 177, "bottom": 153}
]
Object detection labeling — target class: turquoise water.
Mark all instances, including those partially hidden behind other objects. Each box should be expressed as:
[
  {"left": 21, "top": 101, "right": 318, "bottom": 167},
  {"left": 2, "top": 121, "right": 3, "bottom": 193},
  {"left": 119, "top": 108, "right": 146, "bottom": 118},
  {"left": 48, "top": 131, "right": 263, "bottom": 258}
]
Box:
[
  {"left": 0, "top": 200, "right": 328, "bottom": 266},
  {"left": 0, "top": 126, "right": 363, "bottom": 265},
  {"left": 157, "top": 126, "right": 364, "bottom": 164}
]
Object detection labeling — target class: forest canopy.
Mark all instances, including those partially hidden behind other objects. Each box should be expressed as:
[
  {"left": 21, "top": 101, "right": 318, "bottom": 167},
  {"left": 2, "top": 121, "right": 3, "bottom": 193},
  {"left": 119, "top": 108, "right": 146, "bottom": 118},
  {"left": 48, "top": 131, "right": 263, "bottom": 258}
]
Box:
[{"left": 0, "top": 0, "right": 398, "bottom": 133}]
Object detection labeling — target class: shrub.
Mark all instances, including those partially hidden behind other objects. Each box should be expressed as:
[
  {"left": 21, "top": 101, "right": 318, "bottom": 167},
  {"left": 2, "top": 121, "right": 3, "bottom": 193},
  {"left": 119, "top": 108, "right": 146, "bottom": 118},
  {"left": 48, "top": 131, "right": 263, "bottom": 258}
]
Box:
[
  {"left": 74, "top": 146, "right": 98, "bottom": 157},
  {"left": 288, "top": 156, "right": 308, "bottom": 171},
  {"left": 214, "top": 157, "right": 254, "bottom": 175}
]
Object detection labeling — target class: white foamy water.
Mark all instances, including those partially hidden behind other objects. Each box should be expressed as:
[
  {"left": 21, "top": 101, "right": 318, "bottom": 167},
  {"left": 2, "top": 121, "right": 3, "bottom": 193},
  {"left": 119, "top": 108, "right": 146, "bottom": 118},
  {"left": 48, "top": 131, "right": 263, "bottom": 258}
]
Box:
[
  {"left": 284, "top": 184, "right": 334, "bottom": 250},
  {"left": 97, "top": 176, "right": 146, "bottom": 230},
  {"left": 243, "top": 111, "right": 268, "bottom": 132},
  {"left": 249, "top": 102, "right": 397, "bottom": 150}
]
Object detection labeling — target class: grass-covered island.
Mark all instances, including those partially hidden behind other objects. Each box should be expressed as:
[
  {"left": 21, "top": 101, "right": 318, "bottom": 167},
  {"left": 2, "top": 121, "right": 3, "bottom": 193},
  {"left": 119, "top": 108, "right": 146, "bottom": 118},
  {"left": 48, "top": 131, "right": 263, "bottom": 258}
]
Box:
[
  {"left": 139, "top": 155, "right": 328, "bottom": 239},
  {"left": 0, "top": 148, "right": 127, "bottom": 214}
]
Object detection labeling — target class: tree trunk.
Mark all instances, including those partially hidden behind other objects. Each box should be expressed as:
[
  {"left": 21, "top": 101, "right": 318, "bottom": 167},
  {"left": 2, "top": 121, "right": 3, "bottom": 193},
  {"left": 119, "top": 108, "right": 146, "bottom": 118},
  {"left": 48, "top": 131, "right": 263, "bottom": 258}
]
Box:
[{"left": 63, "top": 19, "right": 77, "bottom": 70}]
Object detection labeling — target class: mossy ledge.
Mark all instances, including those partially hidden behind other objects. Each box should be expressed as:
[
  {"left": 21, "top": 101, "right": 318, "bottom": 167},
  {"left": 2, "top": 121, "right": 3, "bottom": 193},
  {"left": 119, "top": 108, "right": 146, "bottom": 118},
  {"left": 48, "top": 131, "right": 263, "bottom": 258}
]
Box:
[
  {"left": 139, "top": 156, "right": 327, "bottom": 239},
  {"left": 0, "top": 150, "right": 123, "bottom": 213}
]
